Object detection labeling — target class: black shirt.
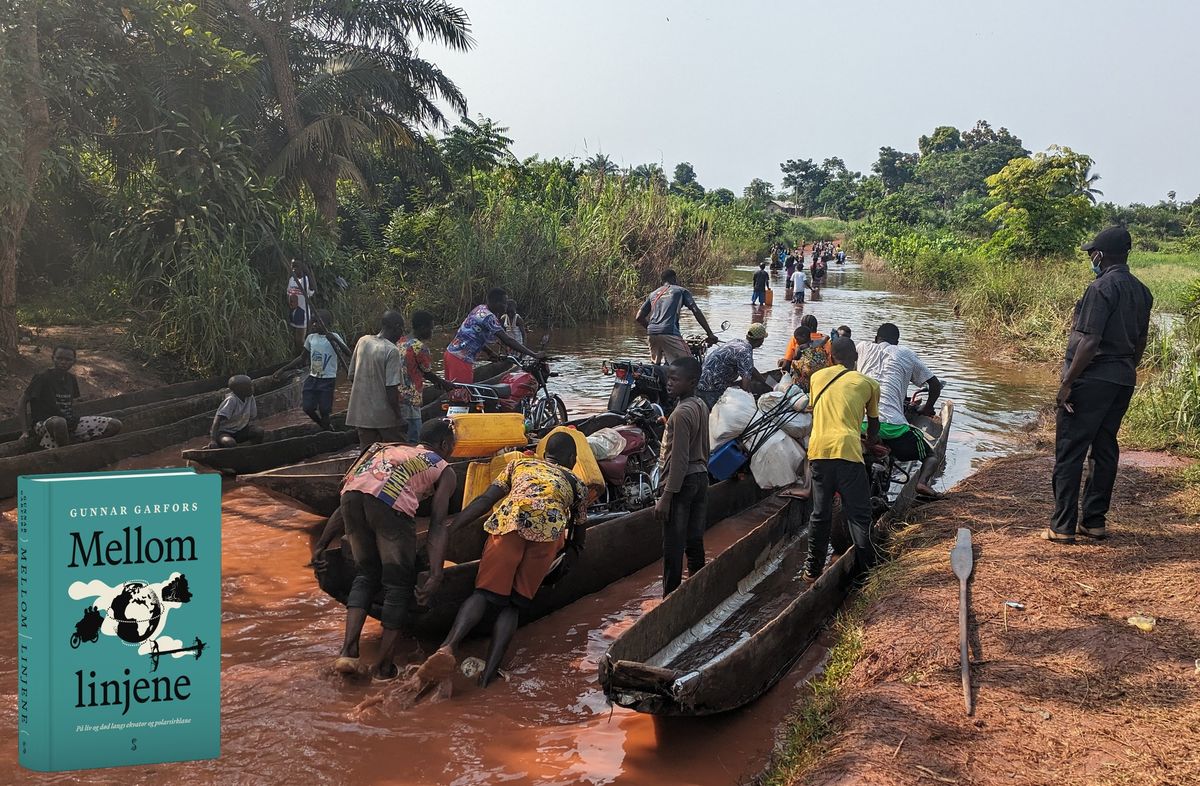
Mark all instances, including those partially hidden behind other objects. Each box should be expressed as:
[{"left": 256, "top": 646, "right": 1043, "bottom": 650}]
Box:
[
  {"left": 25, "top": 369, "right": 80, "bottom": 426},
  {"left": 752, "top": 269, "right": 769, "bottom": 293},
  {"left": 1064, "top": 264, "right": 1153, "bottom": 386}
]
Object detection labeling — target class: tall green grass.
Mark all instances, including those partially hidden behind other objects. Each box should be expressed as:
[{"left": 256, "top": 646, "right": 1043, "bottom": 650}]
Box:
[
  {"left": 1129, "top": 250, "right": 1200, "bottom": 311},
  {"left": 1125, "top": 316, "right": 1200, "bottom": 454},
  {"left": 382, "top": 170, "right": 759, "bottom": 326}
]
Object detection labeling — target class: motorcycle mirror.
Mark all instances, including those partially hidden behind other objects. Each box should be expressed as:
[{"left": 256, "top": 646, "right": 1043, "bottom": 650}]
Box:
[{"left": 720, "top": 320, "right": 731, "bottom": 331}]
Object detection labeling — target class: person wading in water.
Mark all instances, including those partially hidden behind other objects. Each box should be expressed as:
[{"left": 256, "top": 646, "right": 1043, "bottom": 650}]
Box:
[
  {"left": 751, "top": 261, "right": 771, "bottom": 306},
  {"left": 413, "top": 432, "right": 588, "bottom": 688},
  {"left": 1045, "top": 226, "right": 1152, "bottom": 544},
  {"left": 655, "top": 356, "right": 710, "bottom": 595},
  {"left": 635, "top": 269, "right": 718, "bottom": 364},
  {"left": 334, "top": 419, "right": 457, "bottom": 680}
]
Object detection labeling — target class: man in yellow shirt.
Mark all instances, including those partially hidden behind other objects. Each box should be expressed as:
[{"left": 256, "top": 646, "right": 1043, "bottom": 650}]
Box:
[{"left": 804, "top": 337, "right": 881, "bottom": 581}]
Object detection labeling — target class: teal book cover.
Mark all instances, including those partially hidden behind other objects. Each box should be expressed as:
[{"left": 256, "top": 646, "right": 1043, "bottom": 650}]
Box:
[{"left": 17, "top": 468, "right": 221, "bottom": 772}]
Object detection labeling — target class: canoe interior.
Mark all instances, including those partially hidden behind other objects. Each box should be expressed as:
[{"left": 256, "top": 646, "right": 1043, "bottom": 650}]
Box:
[
  {"left": 602, "top": 494, "right": 858, "bottom": 716},
  {"left": 314, "top": 473, "right": 766, "bottom": 638},
  {"left": 1, "top": 376, "right": 301, "bottom": 499},
  {"left": 180, "top": 414, "right": 353, "bottom": 475}
]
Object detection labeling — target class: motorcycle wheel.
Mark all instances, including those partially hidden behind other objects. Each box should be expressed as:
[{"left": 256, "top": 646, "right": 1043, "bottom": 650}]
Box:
[
  {"left": 71, "top": 633, "right": 81, "bottom": 649},
  {"left": 529, "top": 395, "right": 569, "bottom": 434}
]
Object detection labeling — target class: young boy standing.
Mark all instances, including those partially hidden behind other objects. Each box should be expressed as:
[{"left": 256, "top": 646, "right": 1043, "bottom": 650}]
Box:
[
  {"left": 654, "top": 356, "right": 710, "bottom": 595},
  {"left": 276, "top": 309, "right": 348, "bottom": 430}
]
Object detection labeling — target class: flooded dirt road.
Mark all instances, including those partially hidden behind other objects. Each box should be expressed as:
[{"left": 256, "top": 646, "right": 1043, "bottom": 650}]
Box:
[{"left": 0, "top": 257, "right": 1055, "bottom": 785}]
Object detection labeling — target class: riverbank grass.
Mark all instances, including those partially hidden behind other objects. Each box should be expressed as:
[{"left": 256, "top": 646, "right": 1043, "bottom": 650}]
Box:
[{"left": 1130, "top": 249, "right": 1200, "bottom": 311}]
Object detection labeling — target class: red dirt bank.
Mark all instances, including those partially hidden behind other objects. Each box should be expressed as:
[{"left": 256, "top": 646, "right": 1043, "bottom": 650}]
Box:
[{"left": 794, "top": 453, "right": 1200, "bottom": 786}]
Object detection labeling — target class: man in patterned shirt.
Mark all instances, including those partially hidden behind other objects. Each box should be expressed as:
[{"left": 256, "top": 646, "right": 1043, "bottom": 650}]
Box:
[
  {"left": 443, "top": 287, "right": 544, "bottom": 383},
  {"left": 415, "top": 432, "right": 588, "bottom": 688},
  {"left": 396, "top": 310, "right": 453, "bottom": 442},
  {"left": 696, "top": 322, "right": 771, "bottom": 408},
  {"left": 334, "top": 419, "right": 457, "bottom": 681}
]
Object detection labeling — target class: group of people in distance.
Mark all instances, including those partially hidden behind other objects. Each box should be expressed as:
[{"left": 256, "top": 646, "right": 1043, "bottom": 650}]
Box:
[{"left": 757, "top": 241, "right": 846, "bottom": 308}]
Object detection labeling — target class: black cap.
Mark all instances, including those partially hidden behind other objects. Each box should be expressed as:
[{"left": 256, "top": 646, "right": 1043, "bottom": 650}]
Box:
[{"left": 1082, "top": 226, "right": 1132, "bottom": 255}]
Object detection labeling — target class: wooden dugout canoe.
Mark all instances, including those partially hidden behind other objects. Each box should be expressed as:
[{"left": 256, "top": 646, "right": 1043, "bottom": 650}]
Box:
[
  {"left": 1, "top": 375, "right": 302, "bottom": 498},
  {"left": 313, "top": 474, "right": 765, "bottom": 638},
  {"left": 0, "top": 370, "right": 292, "bottom": 460},
  {"left": 0, "top": 362, "right": 283, "bottom": 443},
  {"left": 599, "top": 401, "right": 956, "bottom": 716},
  {"left": 180, "top": 415, "right": 354, "bottom": 476}
]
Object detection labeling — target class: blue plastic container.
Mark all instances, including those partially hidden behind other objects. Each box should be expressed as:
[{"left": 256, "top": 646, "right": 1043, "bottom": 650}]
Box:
[{"left": 708, "top": 439, "right": 749, "bottom": 481}]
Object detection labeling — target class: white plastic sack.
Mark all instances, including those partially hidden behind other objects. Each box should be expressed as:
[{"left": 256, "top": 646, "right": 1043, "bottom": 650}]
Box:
[
  {"left": 747, "top": 394, "right": 813, "bottom": 443},
  {"left": 586, "top": 428, "right": 627, "bottom": 461},
  {"left": 709, "top": 388, "right": 756, "bottom": 451},
  {"left": 774, "top": 372, "right": 796, "bottom": 392},
  {"left": 758, "top": 387, "right": 808, "bottom": 414},
  {"left": 749, "top": 430, "right": 806, "bottom": 489}
]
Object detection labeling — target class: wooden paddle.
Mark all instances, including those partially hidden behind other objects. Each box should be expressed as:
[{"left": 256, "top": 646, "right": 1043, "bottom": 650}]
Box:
[{"left": 950, "top": 527, "right": 975, "bottom": 715}]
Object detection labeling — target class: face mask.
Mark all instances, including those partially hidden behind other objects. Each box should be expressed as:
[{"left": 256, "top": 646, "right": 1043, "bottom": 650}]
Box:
[{"left": 1091, "top": 261, "right": 1102, "bottom": 277}]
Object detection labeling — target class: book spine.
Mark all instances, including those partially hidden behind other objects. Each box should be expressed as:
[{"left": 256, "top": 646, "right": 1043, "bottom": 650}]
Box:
[{"left": 16, "top": 479, "right": 51, "bottom": 771}]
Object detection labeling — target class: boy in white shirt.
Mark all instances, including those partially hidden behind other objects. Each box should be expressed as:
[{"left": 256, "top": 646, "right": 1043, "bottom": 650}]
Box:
[{"left": 791, "top": 268, "right": 807, "bottom": 304}]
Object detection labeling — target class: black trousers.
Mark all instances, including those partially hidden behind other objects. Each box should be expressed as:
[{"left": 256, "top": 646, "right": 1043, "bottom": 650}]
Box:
[
  {"left": 807, "top": 459, "right": 874, "bottom": 577},
  {"left": 1051, "top": 379, "right": 1134, "bottom": 536},
  {"left": 662, "top": 472, "right": 709, "bottom": 596},
  {"left": 342, "top": 491, "right": 417, "bottom": 630}
]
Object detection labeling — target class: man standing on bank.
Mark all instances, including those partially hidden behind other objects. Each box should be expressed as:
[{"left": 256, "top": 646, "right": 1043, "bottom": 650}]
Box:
[
  {"left": 1044, "top": 226, "right": 1152, "bottom": 544},
  {"left": 804, "top": 337, "right": 881, "bottom": 580},
  {"left": 635, "top": 269, "right": 718, "bottom": 364}
]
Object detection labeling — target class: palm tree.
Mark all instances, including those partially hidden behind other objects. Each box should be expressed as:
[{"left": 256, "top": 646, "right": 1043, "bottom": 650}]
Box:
[
  {"left": 584, "top": 152, "right": 618, "bottom": 178},
  {"left": 440, "top": 115, "right": 515, "bottom": 176},
  {"left": 630, "top": 163, "right": 667, "bottom": 191},
  {"left": 1076, "top": 166, "right": 1103, "bottom": 204},
  {"left": 222, "top": 0, "right": 473, "bottom": 224}
]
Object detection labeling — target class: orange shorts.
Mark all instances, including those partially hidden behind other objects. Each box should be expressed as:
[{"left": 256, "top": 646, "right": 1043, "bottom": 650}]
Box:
[{"left": 475, "top": 530, "right": 566, "bottom": 605}]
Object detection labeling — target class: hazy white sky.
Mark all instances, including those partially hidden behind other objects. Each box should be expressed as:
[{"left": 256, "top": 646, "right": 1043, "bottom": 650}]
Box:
[{"left": 427, "top": 0, "right": 1196, "bottom": 205}]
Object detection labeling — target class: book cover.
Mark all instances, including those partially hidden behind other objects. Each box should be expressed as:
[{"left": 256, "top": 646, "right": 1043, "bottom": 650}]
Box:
[{"left": 17, "top": 468, "right": 221, "bottom": 771}]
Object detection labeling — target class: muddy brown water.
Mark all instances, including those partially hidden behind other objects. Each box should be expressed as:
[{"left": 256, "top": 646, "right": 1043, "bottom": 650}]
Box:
[{"left": 0, "top": 258, "right": 1054, "bottom": 785}]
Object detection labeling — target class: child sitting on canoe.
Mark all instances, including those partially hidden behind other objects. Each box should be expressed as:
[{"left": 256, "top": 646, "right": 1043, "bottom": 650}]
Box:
[
  {"left": 208, "top": 374, "right": 265, "bottom": 448},
  {"left": 275, "top": 309, "right": 350, "bottom": 431},
  {"left": 412, "top": 432, "right": 588, "bottom": 689},
  {"left": 17, "top": 344, "right": 123, "bottom": 450}
]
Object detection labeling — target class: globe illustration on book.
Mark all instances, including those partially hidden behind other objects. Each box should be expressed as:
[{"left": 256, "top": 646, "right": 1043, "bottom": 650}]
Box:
[{"left": 108, "top": 581, "right": 164, "bottom": 644}]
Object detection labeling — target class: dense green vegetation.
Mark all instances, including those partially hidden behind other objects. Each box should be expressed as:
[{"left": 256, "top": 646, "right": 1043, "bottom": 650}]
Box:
[
  {"left": 0, "top": 2, "right": 772, "bottom": 376},
  {"left": 839, "top": 120, "right": 1200, "bottom": 451}
]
